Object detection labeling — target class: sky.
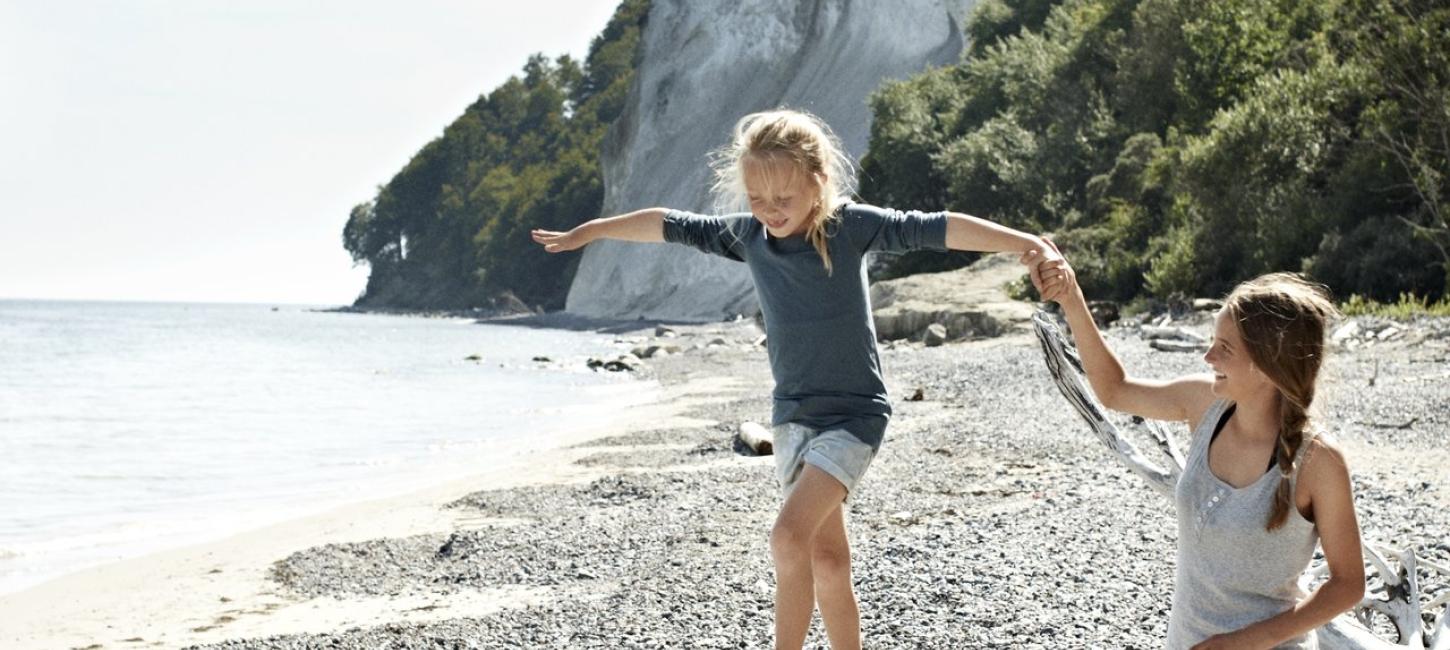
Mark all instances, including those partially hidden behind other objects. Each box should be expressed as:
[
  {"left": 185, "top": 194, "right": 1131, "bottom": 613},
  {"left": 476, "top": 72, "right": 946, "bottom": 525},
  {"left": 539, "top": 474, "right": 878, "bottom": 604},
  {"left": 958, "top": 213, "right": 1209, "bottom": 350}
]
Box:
[{"left": 0, "top": 0, "right": 625, "bottom": 306}]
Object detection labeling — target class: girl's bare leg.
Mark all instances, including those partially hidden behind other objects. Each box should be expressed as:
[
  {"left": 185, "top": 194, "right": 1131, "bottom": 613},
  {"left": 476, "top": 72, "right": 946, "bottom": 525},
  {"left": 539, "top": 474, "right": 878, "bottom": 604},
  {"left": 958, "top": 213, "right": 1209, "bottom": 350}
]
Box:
[
  {"left": 770, "top": 465, "right": 848, "bottom": 650},
  {"left": 813, "top": 503, "right": 860, "bottom": 649}
]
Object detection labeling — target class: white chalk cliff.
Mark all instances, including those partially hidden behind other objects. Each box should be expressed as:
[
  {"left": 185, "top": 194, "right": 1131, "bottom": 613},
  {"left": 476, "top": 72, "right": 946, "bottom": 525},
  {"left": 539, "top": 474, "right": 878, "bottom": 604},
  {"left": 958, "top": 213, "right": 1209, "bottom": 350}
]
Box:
[{"left": 565, "top": 0, "right": 976, "bottom": 321}]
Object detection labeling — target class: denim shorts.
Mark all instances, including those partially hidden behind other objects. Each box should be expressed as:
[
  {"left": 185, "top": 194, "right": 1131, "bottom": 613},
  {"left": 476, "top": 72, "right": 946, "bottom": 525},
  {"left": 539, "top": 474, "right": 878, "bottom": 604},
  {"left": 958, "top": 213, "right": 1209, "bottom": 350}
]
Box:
[{"left": 772, "top": 422, "right": 876, "bottom": 500}]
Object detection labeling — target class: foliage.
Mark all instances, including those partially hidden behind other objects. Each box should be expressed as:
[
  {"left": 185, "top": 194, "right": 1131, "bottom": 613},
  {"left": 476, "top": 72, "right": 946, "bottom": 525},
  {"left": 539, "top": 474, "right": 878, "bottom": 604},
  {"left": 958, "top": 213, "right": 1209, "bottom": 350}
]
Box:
[
  {"left": 1341, "top": 293, "right": 1450, "bottom": 318},
  {"left": 342, "top": 0, "right": 650, "bottom": 310},
  {"left": 862, "top": 0, "right": 1450, "bottom": 303}
]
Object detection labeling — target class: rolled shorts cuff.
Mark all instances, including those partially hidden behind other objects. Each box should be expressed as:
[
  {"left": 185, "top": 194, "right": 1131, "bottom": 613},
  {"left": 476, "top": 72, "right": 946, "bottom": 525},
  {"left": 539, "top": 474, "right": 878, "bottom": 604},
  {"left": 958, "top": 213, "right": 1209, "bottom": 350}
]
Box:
[
  {"left": 802, "top": 450, "right": 863, "bottom": 495},
  {"left": 773, "top": 423, "right": 876, "bottom": 500}
]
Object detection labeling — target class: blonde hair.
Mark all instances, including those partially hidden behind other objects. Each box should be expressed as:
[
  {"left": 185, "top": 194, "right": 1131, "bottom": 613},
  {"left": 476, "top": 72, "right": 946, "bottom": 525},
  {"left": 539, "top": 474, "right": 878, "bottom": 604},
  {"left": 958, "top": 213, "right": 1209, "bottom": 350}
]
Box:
[
  {"left": 710, "top": 109, "right": 856, "bottom": 273},
  {"left": 1223, "top": 273, "right": 1341, "bottom": 531}
]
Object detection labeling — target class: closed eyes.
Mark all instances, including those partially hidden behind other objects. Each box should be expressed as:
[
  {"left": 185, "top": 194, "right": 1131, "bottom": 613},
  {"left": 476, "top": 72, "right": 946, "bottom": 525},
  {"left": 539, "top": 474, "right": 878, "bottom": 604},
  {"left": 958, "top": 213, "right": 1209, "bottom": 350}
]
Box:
[{"left": 748, "top": 196, "right": 795, "bottom": 208}]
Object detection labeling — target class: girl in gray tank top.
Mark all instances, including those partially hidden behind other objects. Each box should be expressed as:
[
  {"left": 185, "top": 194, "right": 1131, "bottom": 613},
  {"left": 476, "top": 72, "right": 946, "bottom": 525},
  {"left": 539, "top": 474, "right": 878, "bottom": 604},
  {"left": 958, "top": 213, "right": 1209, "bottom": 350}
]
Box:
[
  {"left": 1170, "top": 399, "right": 1323, "bottom": 649},
  {"left": 1026, "top": 245, "right": 1367, "bottom": 649}
]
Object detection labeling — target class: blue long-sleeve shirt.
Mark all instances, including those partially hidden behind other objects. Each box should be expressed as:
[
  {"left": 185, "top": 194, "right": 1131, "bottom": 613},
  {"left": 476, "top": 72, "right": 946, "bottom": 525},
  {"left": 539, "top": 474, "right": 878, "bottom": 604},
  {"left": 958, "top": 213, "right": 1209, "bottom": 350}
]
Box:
[{"left": 662, "top": 203, "right": 949, "bottom": 450}]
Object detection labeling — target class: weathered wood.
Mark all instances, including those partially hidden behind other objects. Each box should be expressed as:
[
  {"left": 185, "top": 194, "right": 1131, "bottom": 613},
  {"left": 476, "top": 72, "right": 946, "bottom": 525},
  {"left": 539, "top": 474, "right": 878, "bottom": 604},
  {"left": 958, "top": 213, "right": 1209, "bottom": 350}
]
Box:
[
  {"left": 1149, "top": 338, "right": 1209, "bottom": 353},
  {"left": 1313, "top": 537, "right": 1448, "bottom": 646},
  {"left": 1136, "top": 415, "right": 1186, "bottom": 482},
  {"left": 1317, "top": 618, "right": 1400, "bottom": 649},
  {"left": 1032, "top": 310, "right": 1448, "bottom": 649},
  {"left": 737, "top": 421, "right": 774, "bottom": 456},
  {"left": 1032, "top": 312, "right": 1179, "bottom": 497},
  {"left": 1141, "top": 325, "right": 1207, "bottom": 343}
]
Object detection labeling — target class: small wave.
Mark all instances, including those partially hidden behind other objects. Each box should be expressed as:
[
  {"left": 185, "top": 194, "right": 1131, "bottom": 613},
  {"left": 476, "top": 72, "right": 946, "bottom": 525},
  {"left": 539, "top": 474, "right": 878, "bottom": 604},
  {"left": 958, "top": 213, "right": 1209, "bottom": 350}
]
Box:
[
  {"left": 72, "top": 473, "right": 189, "bottom": 482},
  {"left": 319, "top": 457, "right": 403, "bottom": 468}
]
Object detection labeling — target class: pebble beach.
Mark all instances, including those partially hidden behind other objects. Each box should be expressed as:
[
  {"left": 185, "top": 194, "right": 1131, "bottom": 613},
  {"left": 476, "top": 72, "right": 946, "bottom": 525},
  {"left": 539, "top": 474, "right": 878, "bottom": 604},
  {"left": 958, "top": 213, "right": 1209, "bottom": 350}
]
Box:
[{"left": 169, "top": 311, "right": 1450, "bottom": 649}]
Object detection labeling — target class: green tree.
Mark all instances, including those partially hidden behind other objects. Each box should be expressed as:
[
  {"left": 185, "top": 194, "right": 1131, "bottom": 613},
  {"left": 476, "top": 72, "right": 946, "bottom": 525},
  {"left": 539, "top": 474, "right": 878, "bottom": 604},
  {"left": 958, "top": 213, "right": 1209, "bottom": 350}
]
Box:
[
  {"left": 341, "top": 0, "right": 650, "bottom": 310},
  {"left": 862, "top": 0, "right": 1447, "bottom": 302}
]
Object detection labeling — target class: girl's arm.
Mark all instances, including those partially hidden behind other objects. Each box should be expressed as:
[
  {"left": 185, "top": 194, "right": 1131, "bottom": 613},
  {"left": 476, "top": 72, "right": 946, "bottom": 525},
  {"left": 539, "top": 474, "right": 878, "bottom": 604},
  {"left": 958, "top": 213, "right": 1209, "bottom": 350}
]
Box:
[
  {"left": 944, "top": 213, "right": 1060, "bottom": 295},
  {"left": 1191, "top": 441, "right": 1365, "bottom": 650},
  {"left": 531, "top": 208, "right": 667, "bottom": 253},
  {"left": 944, "top": 212, "right": 1050, "bottom": 253},
  {"left": 1026, "top": 239, "right": 1215, "bottom": 424}
]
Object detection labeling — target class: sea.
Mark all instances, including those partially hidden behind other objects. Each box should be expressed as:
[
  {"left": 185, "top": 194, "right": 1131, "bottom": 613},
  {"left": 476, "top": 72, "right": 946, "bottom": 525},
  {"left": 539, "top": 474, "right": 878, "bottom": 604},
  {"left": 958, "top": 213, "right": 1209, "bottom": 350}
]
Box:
[{"left": 0, "top": 299, "right": 653, "bottom": 595}]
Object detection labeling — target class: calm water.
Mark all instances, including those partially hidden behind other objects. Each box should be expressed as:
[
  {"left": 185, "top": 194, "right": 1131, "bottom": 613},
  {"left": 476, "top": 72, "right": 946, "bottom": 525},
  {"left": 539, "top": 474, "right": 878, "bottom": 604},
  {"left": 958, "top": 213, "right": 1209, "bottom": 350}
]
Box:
[{"left": 0, "top": 300, "right": 651, "bottom": 594}]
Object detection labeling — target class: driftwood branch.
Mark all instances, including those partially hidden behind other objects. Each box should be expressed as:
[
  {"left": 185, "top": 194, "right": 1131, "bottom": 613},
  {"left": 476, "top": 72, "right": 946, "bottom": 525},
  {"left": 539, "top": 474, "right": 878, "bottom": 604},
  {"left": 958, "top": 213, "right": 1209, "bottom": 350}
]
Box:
[
  {"left": 736, "top": 421, "right": 774, "bottom": 456},
  {"left": 1138, "top": 415, "right": 1186, "bottom": 479},
  {"left": 1032, "top": 312, "right": 1180, "bottom": 496},
  {"left": 1032, "top": 310, "right": 1448, "bottom": 649}
]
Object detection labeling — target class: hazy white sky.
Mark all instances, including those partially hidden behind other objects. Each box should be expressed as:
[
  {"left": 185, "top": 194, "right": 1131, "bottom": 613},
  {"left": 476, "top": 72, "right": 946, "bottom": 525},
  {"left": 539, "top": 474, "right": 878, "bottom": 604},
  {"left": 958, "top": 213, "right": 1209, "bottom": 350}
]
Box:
[{"left": 0, "top": 1, "right": 624, "bottom": 305}]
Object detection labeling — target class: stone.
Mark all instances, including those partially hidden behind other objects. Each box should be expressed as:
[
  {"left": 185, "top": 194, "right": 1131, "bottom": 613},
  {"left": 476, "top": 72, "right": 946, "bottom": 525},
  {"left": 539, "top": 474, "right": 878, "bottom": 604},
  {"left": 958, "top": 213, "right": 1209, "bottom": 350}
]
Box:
[
  {"left": 632, "top": 344, "right": 680, "bottom": 359},
  {"left": 923, "top": 323, "right": 948, "bottom": 347},
  {"left": 603, "top": 354, "right": 643, "bottom": 372},
  {"left": 1331, "top": 321, "right": 1361, "bottom": 344},
  {"left": 872, "top": 253, "right": 1036, "bottom": 342},
  {"left": 1089, "top": 301, "right": 1120, "bottom": 327}
]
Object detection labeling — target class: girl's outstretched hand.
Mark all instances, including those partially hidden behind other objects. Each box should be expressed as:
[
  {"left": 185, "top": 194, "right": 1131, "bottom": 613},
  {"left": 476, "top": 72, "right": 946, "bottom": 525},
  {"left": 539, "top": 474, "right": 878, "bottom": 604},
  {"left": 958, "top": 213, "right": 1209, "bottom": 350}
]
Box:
[
  {"left": 531, "top": 227, "right": 589, "bottom": 253},
  {"left": 1020, "top": 237, "right": 1077, "bottom": 303}
]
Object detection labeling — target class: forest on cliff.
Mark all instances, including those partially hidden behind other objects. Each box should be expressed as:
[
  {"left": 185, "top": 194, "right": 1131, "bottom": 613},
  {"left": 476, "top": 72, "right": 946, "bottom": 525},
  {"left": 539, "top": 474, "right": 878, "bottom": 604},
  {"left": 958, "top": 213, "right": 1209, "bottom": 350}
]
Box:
[{"left": 343, "top": 0, "right": 1448, "bottom": 311}]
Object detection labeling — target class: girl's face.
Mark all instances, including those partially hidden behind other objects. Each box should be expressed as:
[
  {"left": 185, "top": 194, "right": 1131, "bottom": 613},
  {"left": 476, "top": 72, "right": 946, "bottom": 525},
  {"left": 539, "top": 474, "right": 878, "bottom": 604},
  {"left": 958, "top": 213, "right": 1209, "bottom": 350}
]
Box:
[
  {"left": 1203, "top": 309, "right": 1274, "bottom": 402},
  {"left": 742, "top": 158, "right": 823, "bottom": 238}
]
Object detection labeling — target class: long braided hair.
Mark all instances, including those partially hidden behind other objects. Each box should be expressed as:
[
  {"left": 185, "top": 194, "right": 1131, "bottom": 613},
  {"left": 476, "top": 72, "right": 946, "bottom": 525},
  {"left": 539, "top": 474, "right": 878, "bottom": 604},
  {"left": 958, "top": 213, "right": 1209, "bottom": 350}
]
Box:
[{"left": 1223, "top": 273, "right": 1340, "bottom": 531}]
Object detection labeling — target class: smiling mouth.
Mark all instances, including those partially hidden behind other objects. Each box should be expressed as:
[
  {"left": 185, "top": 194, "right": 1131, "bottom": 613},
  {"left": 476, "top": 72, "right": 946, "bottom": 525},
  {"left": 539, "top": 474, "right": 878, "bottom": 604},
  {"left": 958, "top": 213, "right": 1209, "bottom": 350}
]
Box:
[{"left": 766, "top": 219, "right": 787, "bottom": 229}]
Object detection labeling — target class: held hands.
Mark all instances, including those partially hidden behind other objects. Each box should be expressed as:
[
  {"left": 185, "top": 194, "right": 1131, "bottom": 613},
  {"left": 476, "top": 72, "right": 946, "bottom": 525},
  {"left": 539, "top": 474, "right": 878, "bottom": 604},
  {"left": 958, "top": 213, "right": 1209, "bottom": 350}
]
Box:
[
  {"left": 530, "top": 227, "right": 590, "bottom": 253},
  {"left": 1020, "top": 237, "right": 1077, "bottom": 303}
]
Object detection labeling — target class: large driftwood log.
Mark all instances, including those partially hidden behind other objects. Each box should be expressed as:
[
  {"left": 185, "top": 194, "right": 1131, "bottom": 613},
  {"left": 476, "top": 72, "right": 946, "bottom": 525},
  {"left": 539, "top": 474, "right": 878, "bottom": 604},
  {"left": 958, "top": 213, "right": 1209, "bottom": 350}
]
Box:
[
  {"left": 1309, "top": 545, "right": 1450, "bottom": 650},
  {"left": 1032, "top": 311, "right": 1448, "bottom": 649}
]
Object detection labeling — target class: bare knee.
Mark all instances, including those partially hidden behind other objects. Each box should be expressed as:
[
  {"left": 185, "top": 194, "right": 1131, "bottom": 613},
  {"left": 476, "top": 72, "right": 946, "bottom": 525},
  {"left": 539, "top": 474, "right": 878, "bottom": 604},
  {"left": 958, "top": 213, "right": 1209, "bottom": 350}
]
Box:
[
  {"left": 770, "top": 520, "right": 813, "bottom": 566},
  {"left": 811, "top": 544, "right": 851, "bottom": 584}
]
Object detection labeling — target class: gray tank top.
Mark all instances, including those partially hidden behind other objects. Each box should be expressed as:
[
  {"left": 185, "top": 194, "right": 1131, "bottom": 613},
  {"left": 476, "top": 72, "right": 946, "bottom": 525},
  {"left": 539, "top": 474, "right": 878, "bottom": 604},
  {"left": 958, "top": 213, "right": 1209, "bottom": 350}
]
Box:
[{"left": 1167, "top": 399, "right": 1321, "bottom": 649}]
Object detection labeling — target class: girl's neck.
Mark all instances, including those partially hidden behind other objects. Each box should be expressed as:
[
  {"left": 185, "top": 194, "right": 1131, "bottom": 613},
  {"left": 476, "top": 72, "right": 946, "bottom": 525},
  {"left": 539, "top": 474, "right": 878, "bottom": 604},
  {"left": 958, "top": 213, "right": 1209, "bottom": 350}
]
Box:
[{"left": 1231, "top": 391, "right": 1282, "bottom": 443}]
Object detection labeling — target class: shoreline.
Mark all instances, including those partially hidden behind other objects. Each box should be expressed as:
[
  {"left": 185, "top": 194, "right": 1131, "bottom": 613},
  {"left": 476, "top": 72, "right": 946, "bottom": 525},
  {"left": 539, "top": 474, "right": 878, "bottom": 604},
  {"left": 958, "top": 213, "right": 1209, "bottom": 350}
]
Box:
[
  {"left": 0, "top": 303, "right": 661, "bottom": 604},
  {"left": 324, "top": 302, "right": 729, "bottom": 336},
  {"left": 0, "top": 370, "right": 695, "bottom": 650}
]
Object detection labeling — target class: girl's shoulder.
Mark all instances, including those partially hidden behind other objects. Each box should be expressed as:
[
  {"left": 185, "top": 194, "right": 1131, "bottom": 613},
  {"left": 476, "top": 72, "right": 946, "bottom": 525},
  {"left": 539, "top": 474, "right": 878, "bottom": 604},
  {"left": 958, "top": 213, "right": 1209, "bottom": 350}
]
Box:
[
  {"left": 1298, "top": 431, "right": 1347, "bottom": 478},
  {"left": 1172, "top": 375, "right": 1223, "bottom": 433},
  {"left": 689, "top": 210, "right": 761, "bottom": 237},
  {"left": 836, "top": 202, "right": 954, "bottom": 224},
  {"left": 1295, "top": 432, "right": 1352, "bottom": 505},
  {"left": 831, "top": 202, "right": 926, "bottom": 232},
  {"left": 1185, "top": 395, "right": 1229, "bottom": 443},
  {"left": 836, "top": 202, "right": 892, "bottom": 219}
]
